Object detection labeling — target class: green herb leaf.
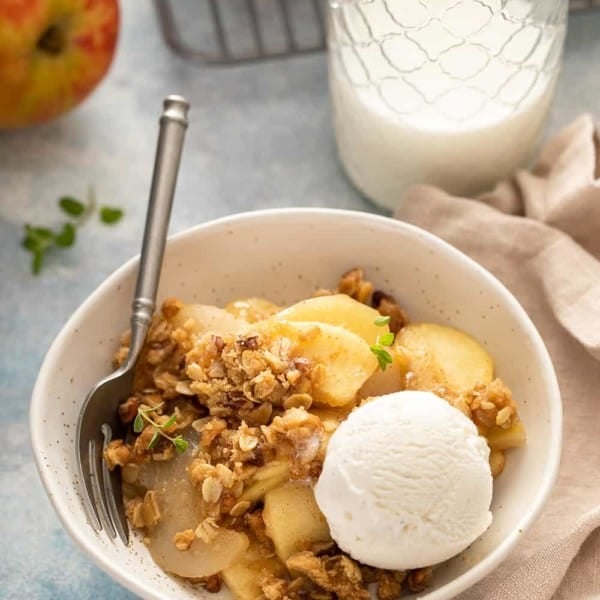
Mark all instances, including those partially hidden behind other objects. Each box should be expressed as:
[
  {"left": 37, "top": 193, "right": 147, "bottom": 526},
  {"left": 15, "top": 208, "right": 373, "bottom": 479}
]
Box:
[
  {"left": 379, "top": 332, "right": 395, "bottom": 347},
  {"left": 22, "top": 225, "right": 55, "bottom": 275},
  {"left": 133, "top": 412, "right": 144, "bottom": 433},
  {"left": 173, "top": 436, "right": 189, "bottom": 454},
  {"left": 23, "top": 225, "right": 54, "bottom": 249},
  {"left": 22, "top": 189, "right": 126, "bottom": 276},
  {"left": 374, "top": 316, "right": 391, "bottom": 327},
  {"left": 32, "top": 250, "right": 44, "bottom": 275},
  {"left": 147, "top": 431, "right": 160, "bottom": 450},
  {"left": 22, "top": 237, "right": 38, "bottom": 253},
  {"left": 59, "top": 196, "right": 86, "bottom": 217},
  {"left": 370, "top": 344, "right": 393, "bottom": 371},
  {"left": 100, "top": 206, "right": 124, "bottom": 225},
  {"left": 162, "top": 414, "right": 177, "bottom": 429},
  {"left": 54, "top": 222, "right": 76, "bottom": 247},
  {"left": 30, "top": 225, "right": 55, "bottom": 241}
]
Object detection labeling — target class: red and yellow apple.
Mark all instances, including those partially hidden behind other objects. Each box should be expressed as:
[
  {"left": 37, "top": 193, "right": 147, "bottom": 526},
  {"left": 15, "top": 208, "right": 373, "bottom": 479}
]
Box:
[{"left": 0, "top": 0, "right": 119, "bottom": 128}]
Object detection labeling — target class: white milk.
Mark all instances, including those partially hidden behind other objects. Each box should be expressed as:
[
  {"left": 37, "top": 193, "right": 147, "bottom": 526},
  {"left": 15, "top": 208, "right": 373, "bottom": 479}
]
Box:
[{"left": 328, "top": 0, "right": 566, "bottom": 209}]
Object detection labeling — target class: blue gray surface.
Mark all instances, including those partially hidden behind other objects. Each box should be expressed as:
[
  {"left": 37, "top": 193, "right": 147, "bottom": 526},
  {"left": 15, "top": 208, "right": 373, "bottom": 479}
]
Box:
[{"left": 0, "top": 3, "right": 599, "bottom": 599}]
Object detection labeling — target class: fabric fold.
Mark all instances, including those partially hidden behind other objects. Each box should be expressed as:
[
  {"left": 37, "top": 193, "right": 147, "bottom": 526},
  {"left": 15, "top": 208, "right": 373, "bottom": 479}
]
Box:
[{"left": 393, "top": 116, "right": 600, "bottom": 599}]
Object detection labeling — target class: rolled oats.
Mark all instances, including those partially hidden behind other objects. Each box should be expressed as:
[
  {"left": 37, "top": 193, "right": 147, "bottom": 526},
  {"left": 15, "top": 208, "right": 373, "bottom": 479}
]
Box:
[
  {"left": 489, "top": 449, "right": 506, "bottom": 478},
  {"left": 195, "top": 517, "right": 220, "bottom": 543},
  {"left": 229, "top": 500, "right": 252, "bottom": 517},
  {"left": 230, "top": 480, "right": 244, "bottom": 499},
  {"left": 125, "top": 497, "right": 145, "bottom": 529},
  {"left": 189, "top": 460, "right": 216, "bottom": 487},
  {"left": 202, "top": 477, "right": 224, "bottom": 504},
  {"left": 175, "top": 380, "right": 196, "bottom": 396},
  {"left": 238, "top": 433, "right": 259, "bottom": 452},
  {"left": 141, "top": 490, "right": 161, "bottom": 528},
  {"left": 215, "top": 463, "right": 234, "bottom": 488},
  {"left": 283, "top": 393, "right": 313, "bottom": 410},
  {"left": 496, "top": 406, "right": 513, "bottom": 428}
]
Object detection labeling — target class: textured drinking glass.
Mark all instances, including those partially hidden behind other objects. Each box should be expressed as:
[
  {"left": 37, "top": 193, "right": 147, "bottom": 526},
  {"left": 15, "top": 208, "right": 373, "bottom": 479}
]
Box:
[{"left": 328, "top": 0, "right": 569, "bottom": 210}]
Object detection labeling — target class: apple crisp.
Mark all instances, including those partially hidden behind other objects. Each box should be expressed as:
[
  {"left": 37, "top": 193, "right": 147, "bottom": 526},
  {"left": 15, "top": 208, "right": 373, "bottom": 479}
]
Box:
[{"left": 104, "top": 268, "right": 526, "bottom": 599}]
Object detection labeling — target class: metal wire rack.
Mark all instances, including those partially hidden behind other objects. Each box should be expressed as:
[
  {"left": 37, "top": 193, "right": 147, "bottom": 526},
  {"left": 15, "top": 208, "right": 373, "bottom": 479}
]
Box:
[
  {"left": 154, "top": 0, "right": 326, "bottom": 65},
  {"left": 153, "top": 0, "right": 600, "bottom": 66}
]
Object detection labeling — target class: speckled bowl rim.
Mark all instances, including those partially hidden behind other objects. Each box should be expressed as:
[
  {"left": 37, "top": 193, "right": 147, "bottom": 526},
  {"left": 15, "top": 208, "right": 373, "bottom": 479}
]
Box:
[{"left": 30, "top": 207, "right": 562, "bottom": 600}]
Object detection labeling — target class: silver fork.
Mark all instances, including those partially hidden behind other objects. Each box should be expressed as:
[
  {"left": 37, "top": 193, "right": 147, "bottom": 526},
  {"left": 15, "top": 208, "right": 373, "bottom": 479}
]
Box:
[{"left": 76, "top": 95, "right": 190, "bottom": 544}]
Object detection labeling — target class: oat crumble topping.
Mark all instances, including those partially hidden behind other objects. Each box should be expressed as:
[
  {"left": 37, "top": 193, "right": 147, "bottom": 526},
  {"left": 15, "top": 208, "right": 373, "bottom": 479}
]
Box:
[{"left": 104, "top": 269, "right": 525, "bottom": 599}]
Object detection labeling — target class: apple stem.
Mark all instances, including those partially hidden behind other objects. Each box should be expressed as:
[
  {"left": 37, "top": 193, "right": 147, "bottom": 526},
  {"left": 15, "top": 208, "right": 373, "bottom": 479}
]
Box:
[{"left": 38, "top": 25, "right": 66, "bottom": 55}]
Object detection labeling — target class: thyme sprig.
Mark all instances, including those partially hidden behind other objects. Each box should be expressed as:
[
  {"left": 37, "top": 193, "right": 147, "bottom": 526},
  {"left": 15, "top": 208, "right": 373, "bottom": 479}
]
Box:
[
  {"left": 133, "top": 402, "right": 188, "bottom": 454},
  {"left": 370, "top": 315, "right": 395, "bottom": 371},
  {"left": 21, "top": 187, "right": 124, "bottom": 274}
]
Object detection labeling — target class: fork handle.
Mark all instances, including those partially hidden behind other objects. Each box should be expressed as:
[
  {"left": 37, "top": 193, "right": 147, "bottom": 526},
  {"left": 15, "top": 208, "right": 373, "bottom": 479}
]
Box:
[{"left": 126, "top": 95, "right": 190, "bottom": 368}]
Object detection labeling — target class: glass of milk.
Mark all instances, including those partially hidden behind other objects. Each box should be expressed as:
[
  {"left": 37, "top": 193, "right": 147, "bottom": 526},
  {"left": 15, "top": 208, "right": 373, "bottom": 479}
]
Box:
[{"left": 327, "top": 0, "right": 568, "bottom": 210}]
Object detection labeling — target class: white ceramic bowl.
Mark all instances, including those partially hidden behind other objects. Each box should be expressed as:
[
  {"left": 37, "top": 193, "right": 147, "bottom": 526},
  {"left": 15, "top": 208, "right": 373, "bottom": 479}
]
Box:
[{"left": 31, "top": 208, "right": 562, "bottom": 600}]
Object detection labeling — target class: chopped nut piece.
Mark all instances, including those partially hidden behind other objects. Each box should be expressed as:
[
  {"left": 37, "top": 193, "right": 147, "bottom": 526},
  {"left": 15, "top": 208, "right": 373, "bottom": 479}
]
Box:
[
  {"left": 337, "top": 268, "right": 373, "bottom": 304},
  {"left": 407, "top": 566, "right": 433, "bottom": 593},
  {"left": 244, "top": 510, "right": 274, "bottom": 552},
  {"left": 261, "top": 576, "right": 290, "bottom": 600},
  {"left": 118, "top": 396, "right": 139, "bottom": 424},
  {"left": 371, "top": 290, "right": 408, "bottom": 333},
  {"left": 464, "top": 378, "right": 517, "bottom": 431},
  {"left": 238, "top": 335, "right": 259, "bottom": 350},
  {"left": 133, "top": 425, "right": 159, "bottom": 458},
  {"left": 141, "top": 490, "right": 161, "bottom": 528},
  {"left": 359, "top": 565, "right": 379, "bottom": 585},
  {"left": 104, "top": 440, "right": 132, "bottom": 470},
  {"left": 173, "top": 529, "right": 195, "bottom": 551},
  {"left": 200, "top": 418, "right": 227, "bottom": 448},
  {"left": 161, "top": 297, "right": 183, "bottom": 319},
  {"left": 286, "top": 551, "right": 369, "bottom": 600},
  {"left": 185, "top": 328, "right": 313, "bottom": 419},
  {"left": 377, "top": 571, "right": 405, "bottom": 600}
]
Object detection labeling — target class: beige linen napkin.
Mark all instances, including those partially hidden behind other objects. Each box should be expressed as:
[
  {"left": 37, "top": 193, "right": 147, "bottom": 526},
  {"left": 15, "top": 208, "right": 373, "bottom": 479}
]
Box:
[{"left": 394, "top": 114, "right": 600, "bottom": 600}]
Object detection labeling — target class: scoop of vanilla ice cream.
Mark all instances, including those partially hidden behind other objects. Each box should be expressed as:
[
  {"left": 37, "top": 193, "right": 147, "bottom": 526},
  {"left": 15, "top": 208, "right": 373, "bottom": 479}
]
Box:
[{"left": 314, "top": 391, "right": 493, "bottom": 570}]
